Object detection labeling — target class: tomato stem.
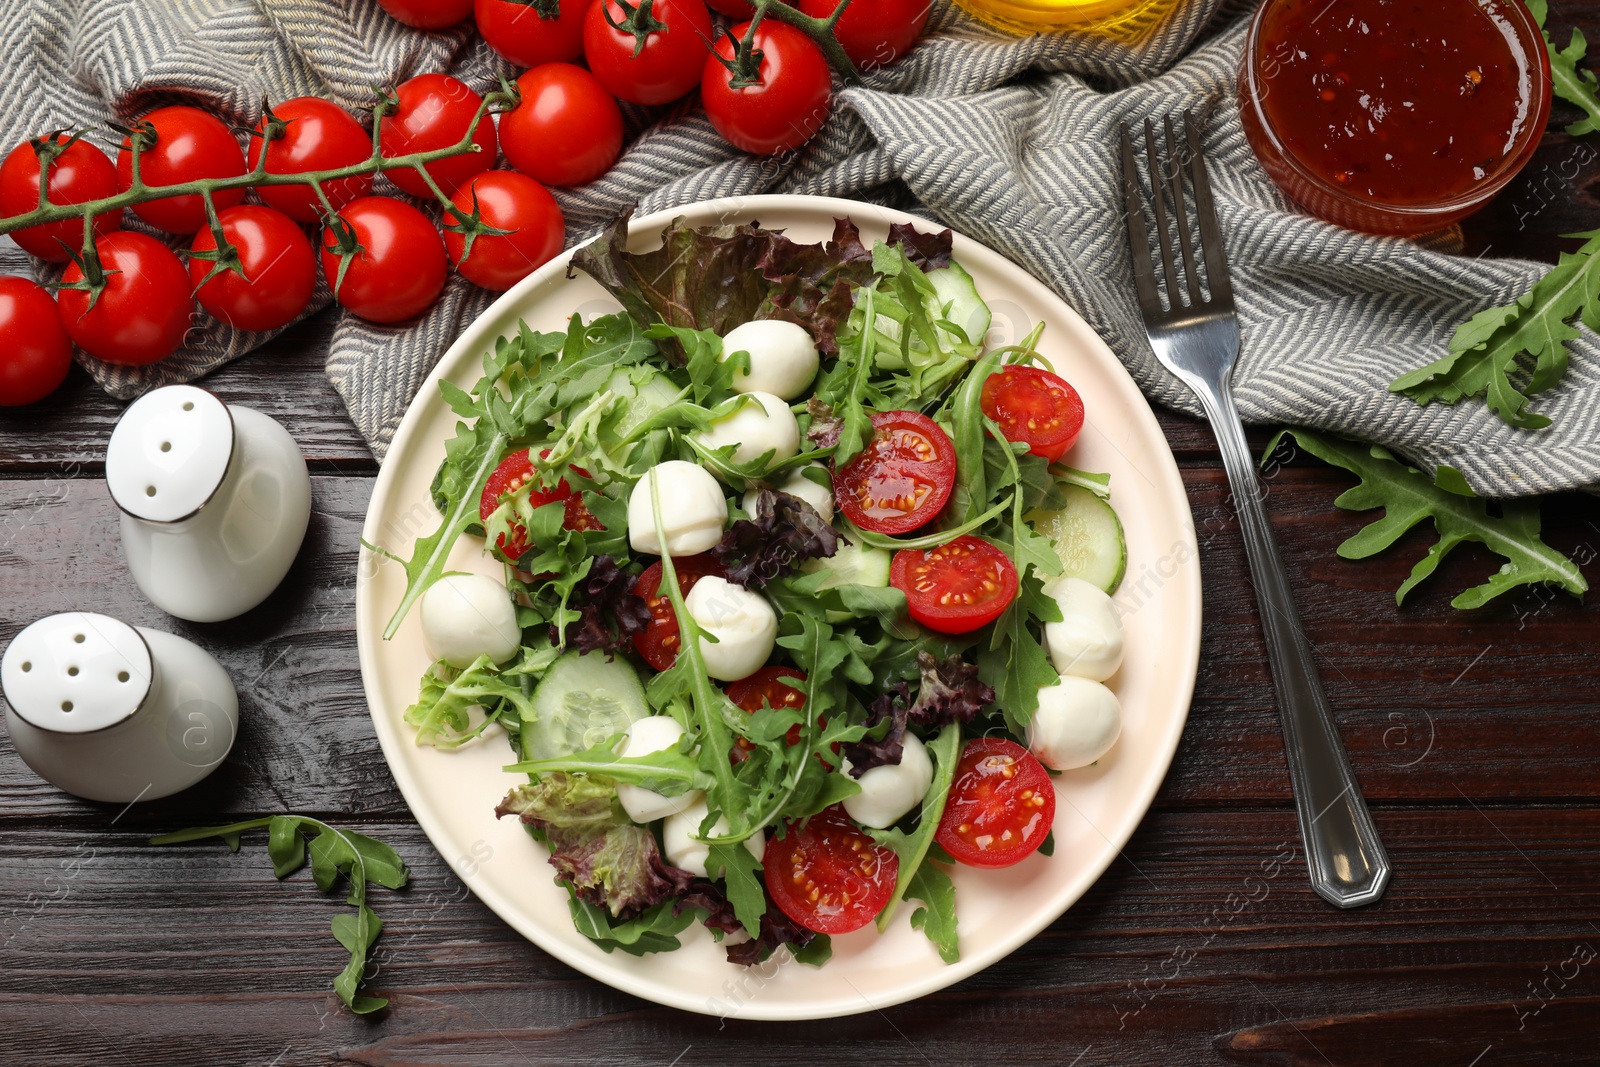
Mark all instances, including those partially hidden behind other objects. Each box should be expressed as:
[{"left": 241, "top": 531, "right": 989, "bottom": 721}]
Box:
[{"left": 742, "top": 0, "right": 860, "bottom": 85}]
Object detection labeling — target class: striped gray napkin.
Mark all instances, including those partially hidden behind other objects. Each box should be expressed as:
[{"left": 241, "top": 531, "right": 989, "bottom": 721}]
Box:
[{"left": 3, "top": 0, "right": 1596, "bottom": 495}]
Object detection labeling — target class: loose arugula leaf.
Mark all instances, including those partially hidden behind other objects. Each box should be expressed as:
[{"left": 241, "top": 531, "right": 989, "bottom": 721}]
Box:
[
  {"left": 1269, "top": 428, "right": 1587, "bottom": 609},
  {"left": 1530, "top": 0, "right": 1600, "bottom": 135}
]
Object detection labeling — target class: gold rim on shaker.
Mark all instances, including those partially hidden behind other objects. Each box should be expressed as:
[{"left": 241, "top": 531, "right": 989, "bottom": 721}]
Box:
[{"left": 951, "top": 0, "right": 1183, "bottom": 38}]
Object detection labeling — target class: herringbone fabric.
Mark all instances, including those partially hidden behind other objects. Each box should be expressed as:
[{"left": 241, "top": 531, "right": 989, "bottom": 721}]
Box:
[{"left": 3, "top": 0, "right": 1596, "bottom": 495}]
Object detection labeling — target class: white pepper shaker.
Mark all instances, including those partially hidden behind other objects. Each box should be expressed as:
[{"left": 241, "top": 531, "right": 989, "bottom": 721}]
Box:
[
  {"left": 0, "top": 612, "right": 238, "bottom": 803},
  {"left": 107, "top": 384, "right": 312, "bottom": 623}
]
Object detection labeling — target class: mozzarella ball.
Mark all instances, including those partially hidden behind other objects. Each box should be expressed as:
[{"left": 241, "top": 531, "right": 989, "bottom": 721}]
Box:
[
  {"left": 662, "top": 795, "right": 766, "bottom": 878},
  {"left": 722, "top": 319, "right": 819, "bottom": 400},
  {"left": 842, "top": 732, "right": 934, "bottom": 829},
  {"left": 420, "top": 573, "right": 521, "bottom": 669},
  {"left": 684, "top": 576, "right": 778, "bottom": 682},
  {"left": 1043, "top": 577, "right": 1124, "bottom": 682},
  {"left": 627, "top": 461, "right": 728, "bottom": 556},
  {"left": 743, "top": 465, "right": 835, "bottom": 523},
  {"left": 695, "top": 392, "right": 800, "bottom": 476},
  {"left": 1027, "top": 675, "right": 1122, "bottom": 770},
  {"left": 615, "top": 716, "right": 703, "bottom": 823}
]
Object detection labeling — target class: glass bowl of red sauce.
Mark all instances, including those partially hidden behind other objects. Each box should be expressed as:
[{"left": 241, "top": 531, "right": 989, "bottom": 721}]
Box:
[{"left": 1239, "top": 0, "right": 1552, "bottom": 236}]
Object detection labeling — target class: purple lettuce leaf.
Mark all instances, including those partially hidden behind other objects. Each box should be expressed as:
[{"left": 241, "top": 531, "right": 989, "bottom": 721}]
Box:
[
  {"left": 841, "top": 653, "right": 992, "bottom": 777},
  {"left": 713, "top": 489, "right": 841, "bottom": 588},
  {"left": 550, "top": 555, "right": 652, "bottom": 657}
]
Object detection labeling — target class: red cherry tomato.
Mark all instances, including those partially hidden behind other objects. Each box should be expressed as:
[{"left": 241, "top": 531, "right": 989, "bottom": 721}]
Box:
[
  {"left": 703, "top": 20, "right": 832, "bottom": 156},
  {"left": 57, "top": 232, "right": 192, "bottom": 365},
  {"left": 0, "top": 278, "right": 72, "bottom": 406},
  {"left": 834, "top": 410, "right": 956, "bottom": 535},
  {"left": 890, "top": 535, "right": 1018, "bottom": 634},
  {"left": 188, "top": 205, "right": 316, "bottom": 333},
  {"left": 443, "top": 171, "right": 566, "bottom": 291},
  {"left": 501, "top": 63, "right": 624, "bottom": 187},
  {"left": 476, "top": 0, "right": 591, "bottom": 66},
  {"left": 631, "top": 555, "right": 725, "bottom": 671},
  {"left": 934, "top": 737, "right": 1055, "bottom": 869},
  {"left": 247, "top": 97, "right": 373, "bottom": 224},
  {"left": 765, "top": 806, "right": 899, "bottom": 934},
  {"left": 478, "top": 448, "right": 602, "bottom": 562},
  {"left": 115, "top": 107, "right": 247, "bottom": 234},
  {"left": 378, "top": 73, "right": 497, "bottom": 199},
  {"left": 704, "top": 0, "right": 752, "bottom": 14},
  {"left": 727, "top": 665, "right": 808, "bottom": 746},
  {"left": 0, "top": 135, "right": 122, "bottom": 261},
  {"left": 798, "top": 0, "right": 929, "bottom": 69},
  {"left": 584, "top": 0, "right": 714, "bottom": 106},
  {"left": 319, "top": 196, "right": 446, "bottom": 324},
  {"left": 979, "top": 365, "right": 1085, "bottom": 464},
  {"left": 375, "top": 0, "right": 473, "bottom": 28}
]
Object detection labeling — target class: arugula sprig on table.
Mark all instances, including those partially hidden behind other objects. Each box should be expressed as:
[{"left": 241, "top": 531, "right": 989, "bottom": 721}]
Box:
[{"left": 149, "top": 817, "right": 409, "bottom": 1014}]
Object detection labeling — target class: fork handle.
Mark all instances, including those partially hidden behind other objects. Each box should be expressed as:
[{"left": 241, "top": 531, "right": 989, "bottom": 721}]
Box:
[{"left": 1195, "top": 385, "right": 1391, "bottom": 909}]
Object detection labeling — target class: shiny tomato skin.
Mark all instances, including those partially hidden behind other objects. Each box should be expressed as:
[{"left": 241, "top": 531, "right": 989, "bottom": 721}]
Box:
[
  {"left": 631, "top": 555, "right": 725, "bottom": 671},
  {"left": 189, "top": 205, "right": 316, "bottom": 333},
  {"left": 705, "top": 0, "right": 752, "bottom": 13},
  {"left": 727, "top": 665, "right": 808, "bottom": 747},
  {"left": 0, "top": 278, "right": 73, "bottom": 406},
  {"left": 443, "top": 171, "right": 566, "bottom": 291},
  {"left": 979, "top": 364, "right": 1085, "bottom": 464},
  {"left": 0, "top": 136, "right": 123, "bottom": 261},
  {"left": 378, "top": 73, "right": 497, "bottom": 199},
  {"left": 834, "top": 410, "right": 957, "bottom": 535},
  {"left": 890, "top": 535, "right": 1018, "bottom": 634},
  {"left": 375, "top": 0, "right": 473, "bottom": 28},
  {"left": 116, "top": 107, "right": 247, "bottom": 234},
  {"left": 247, "top": 97, "right": 373, "bottom": 223},
  {"left": 319, "top": 197, "right": 446, "bottom": 323},
  {"left": 935, "top": 737, "right": 1055, "bottom": 868},
  {"left": 798, "top": 0, "right": 929, "bottom": 69},
  {"left": 476, "top": 0, "right": 591, "bottom": 66},
  {"left": 58, "top": 232, "right": 192, "bottom": 365},
  {"left": 478, "top": 448, "right": 600, "bottom": 561},
  {"left": 765, "top": 806, "right": 899, "bottom": 934},
  {"left": 501, "top": 63, "right": 624, "bottom": 187},
  {"left": 703, "top": 20, "right": 832, "bottom": 156},
  {"left": 584, "top": 0, "right": 714, "bottom": 106}
]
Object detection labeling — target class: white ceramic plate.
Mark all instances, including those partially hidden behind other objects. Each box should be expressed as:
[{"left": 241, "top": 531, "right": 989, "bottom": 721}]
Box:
[{"left": 356, "top": 195, "right": 1201, "bottom": 1021}]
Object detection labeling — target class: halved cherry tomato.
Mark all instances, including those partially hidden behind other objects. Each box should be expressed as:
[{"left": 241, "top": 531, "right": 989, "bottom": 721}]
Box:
[
  {"left": 247, "top": 97, "right": 373, "bottom": 223},
  {"left": 834, "top": 410, "right": 956, "bottom": 535},
  {"left": 979, "top": 365, "right": 1085, "bottom": 464},
  {"left": 0, "top": 135, "right": 122, "bottom": 261},
  {"left": 116, "top": 107, "right": 248, "bottom": 234},
  {"left": 890, "top": 535, "right": 1017, "bottom": 634},
  {"left": 765, "top": 805, "right": 899, "bottom": 934},
  {"left": 378, "top": 73, "right": 497, "bottom": 199},
  {"left": 934, "top": 737, "right": 1055, "bottom": 868},
  {"left": 478, "top": 448, "right": 602, "bottom": 562},
  {"left": 728, "top": 665, "right": 807, "bottom": 747},
  {"left": 631, "top": 554, "right": 725, "bottom": 671}
]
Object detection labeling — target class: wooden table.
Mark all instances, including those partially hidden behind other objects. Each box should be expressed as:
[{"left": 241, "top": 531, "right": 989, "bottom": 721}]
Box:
[{"left": 5, "top": 10, "right": 1600, "bottom": 1063}]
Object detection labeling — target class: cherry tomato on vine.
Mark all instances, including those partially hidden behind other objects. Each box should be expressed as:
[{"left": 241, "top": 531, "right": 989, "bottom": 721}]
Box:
[
  {"left": 319, "top": 196, "right": 446, "bottom": 323},
  {"left": 979, "top": 364, "right": 1085, "bottom": 464},
  {"left": 799, "top": 0, "right": 930, "bottom": 69},
  {"left": 443, "top": 171, "right": 566, "bottom": 291},
  {"left": 703, "top": 19, "right": 832, "bottom": 156},
  {"left": 247, "top": 97, "right": 373, "bottom": 224},
  {"left": 704, "top": 0, "right": 752, "bottom": 14},
  {"left": 501, "top": 63, "right": 623, "bottom": 187},
  {"left": 765, "top": 806, "right": 899, "bottom": 934},
  {"left": 189, "top": 205, "right": 316, "bottom": 333},
  {"left": 0, "top": 135, "right": 123, "bottom": 262},
  {"left": 115, "top": 107, "right": 247, "bottom": 234},
  {"left": 476, "top": 0, "right": 592, "bottom": 66},
  {"left": 0, "top": 277, "right": 72, "bottom": 406},
  {"left": 631, "top": 555, "right": 725, "bottom": 671},
  {"left": 479, "top": 448, "right": 603, "bottom": 562},
  {"left": 584, "top": 0, "right": 714, "bottom": 106},
  {"left": 58, "top": 232, "right": 193, "bottom": 365},
  {"left": 375, "top": 0, "right": 473, "bottom": 28},
  {"left": 934, "top": 737, "right": 1055, "bottom": 868},
  {"left": 890, "top": 535, "right": 1018, "bottom": 634},
  {"left": 834, "top": 409, "right": 956, "bottom": 535},
  {"left": 378, "top": 73, "right": 497, "bottom": 200}
]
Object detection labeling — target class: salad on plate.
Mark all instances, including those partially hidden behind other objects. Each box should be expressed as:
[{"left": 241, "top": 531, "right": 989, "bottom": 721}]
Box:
[{"left": 372, "top": 211, "right": 1131, "bottom": 967}]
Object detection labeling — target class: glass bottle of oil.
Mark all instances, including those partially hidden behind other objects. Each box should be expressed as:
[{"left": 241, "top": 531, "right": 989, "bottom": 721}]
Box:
[{"left": 951, "top": 0, "right": 1185, "bottom": 40}]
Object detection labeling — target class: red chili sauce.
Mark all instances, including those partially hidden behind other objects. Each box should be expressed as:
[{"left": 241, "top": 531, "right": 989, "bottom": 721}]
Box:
[{"left": 1254, "top": 0, "right": 1538, "bottom": 206}]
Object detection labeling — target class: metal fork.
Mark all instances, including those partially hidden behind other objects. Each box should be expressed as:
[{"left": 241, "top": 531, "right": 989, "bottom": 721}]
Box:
[{"left": 1119, "top": 112, "right": 1390, "bottom": 909}]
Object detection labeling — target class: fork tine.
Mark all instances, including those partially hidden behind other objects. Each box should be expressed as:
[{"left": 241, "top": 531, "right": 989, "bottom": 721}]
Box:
[
  {"left": 1185, "top": 110, "right": 1234, "bottom": 307},
  {"left": 1119, "top": 124, "right": 1163, "bottom": 319},
  {"left": 1143, "top": 118, "right": 1183, "bottom": 309},
  {"left": 1163, "top": 114, "right": 1205, "bottom": 308}
]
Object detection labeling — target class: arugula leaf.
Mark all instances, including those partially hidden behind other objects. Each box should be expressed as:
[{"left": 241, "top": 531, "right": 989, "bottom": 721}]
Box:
[
  {"left": 704, "top": 839, "right": 766, "bottom": 938},
  {"left": 1530, "top": 0, "right": 1600, "bottom": 135},
  {"left": 645, "top": 324, "right": 748, "bottom": 406},
  {"left": 505, "top": 737, "right": 712, "bottom": 794},
  {"left": 568, "top": 895, "right": 698, "bottom": 955},
  {"left": 906, "top": 848, "right": 959, "bottom": 964},
  {"left": 978, "top": 572, "right": 1062, "bottom": 733},
  {"left": 869, "top": 722, "right": 962, "bottom": 941},
  {"left": 405, "top": 652, "right": 545, "bottom": 748},
  {"left": 1270, "top": 428, "right": 1587, "bottom": 609}
]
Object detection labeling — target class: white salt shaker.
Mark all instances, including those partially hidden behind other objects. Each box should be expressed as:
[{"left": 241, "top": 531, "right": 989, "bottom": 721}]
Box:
[
  {"left": 0, "top": 612, "right": 238, "bottom": 803},
  {"left": 108, "top": 384, "right": 312, "bottom": 623}
]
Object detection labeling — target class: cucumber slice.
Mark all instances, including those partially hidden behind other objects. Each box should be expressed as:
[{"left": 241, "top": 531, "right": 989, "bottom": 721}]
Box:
[
  {"left": 603, "top": 367, "right": 681, "bottom": 440},
  {"left": 522, "top": 651, "right": 649, "bottom": 761},
  {"left": 927, "top": 261, "right": 991, "bottom": 349},
  {"left": 801, "top": 540, "right": 893, "bottom": 591},
  {"left": 1025, "top": 483, "right": 1127, "bottom": 593}
]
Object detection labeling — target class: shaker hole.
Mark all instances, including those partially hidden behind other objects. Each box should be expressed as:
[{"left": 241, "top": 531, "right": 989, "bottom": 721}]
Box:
[
  {"left": 60, "top": 701, "right": 73, "bottom": 713},
  {"left": 73, "top": 634, "right": 85, "bottom": 643},
  {"left": 118, "top": 671, "right": 130, "bottom": 683},
  {"left": 182, "top": 401, "right": 195, "bottom": 411},
  {"left": 160, "top": 441, "right": 172, "bottom": 453},
  {"left": 19, "top": 662, "right": 31, "bottom": 672},
  {"left": 67, "top": 666, "right": 79, "bottom": 677},
  {"left": 145, "top": 486, "right": 157, "bottom": 497}
]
